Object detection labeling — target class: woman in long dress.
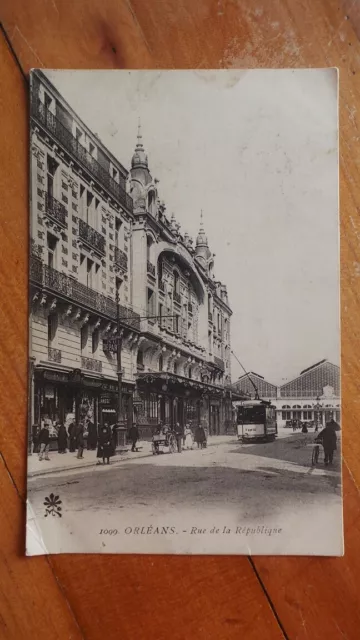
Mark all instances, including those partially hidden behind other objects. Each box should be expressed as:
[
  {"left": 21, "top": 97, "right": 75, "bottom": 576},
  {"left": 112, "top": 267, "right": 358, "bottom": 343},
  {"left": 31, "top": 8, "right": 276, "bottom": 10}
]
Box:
[
  {"left": 97, "top": 423, "right": 113, "bottom": 465},
  {"left": 184, "top": 424, "right": 193, "bottom": 449}
]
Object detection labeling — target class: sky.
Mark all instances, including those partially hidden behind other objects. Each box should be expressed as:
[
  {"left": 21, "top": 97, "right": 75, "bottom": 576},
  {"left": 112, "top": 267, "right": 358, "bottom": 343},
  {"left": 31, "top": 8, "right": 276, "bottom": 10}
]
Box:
[{"left": 44, "top": 69, "right": 339, "bottom": 384}]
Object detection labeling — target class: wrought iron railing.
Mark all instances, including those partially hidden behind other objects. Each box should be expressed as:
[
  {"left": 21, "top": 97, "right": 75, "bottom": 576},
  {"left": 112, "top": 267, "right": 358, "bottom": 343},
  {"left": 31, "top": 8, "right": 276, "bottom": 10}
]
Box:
[
  {"left": 31, "top": 100, "right": 133, "bottom": 212},
  {"left": 114, "top": 247, "right": 128, "bottom": 270},
  {"left": 48, "top": 347, "right": 61, "bottom": 363},
  {"left": 147, "top": 261, "right": 155, "bottom": 276},
  {"left": 81, "top": 356, "right": 102, "bottom": 372},
  {"left": 214, "top": 356, "right": 225, "bottom": 372},
  {"left": 78, "top": 218, "right": 106, "bottom": 254},
  {"left": 30, "top": 255, "right": 140, "bottom": 330},
  {"left": 45, "top": 193, "right": 67, "bottom": 227},
  {"left": 173, "top": 291, "right": 181, "bottom": 304}
]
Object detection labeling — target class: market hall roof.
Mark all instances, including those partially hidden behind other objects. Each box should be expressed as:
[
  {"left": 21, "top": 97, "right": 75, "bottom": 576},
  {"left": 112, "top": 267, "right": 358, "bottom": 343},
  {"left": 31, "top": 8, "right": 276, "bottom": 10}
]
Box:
[
  {"left": 231, "top": 372, "right": 278, "bottom": 399},
  {"left": 280, "top": 360, "right": 340, "bottom": 398}
]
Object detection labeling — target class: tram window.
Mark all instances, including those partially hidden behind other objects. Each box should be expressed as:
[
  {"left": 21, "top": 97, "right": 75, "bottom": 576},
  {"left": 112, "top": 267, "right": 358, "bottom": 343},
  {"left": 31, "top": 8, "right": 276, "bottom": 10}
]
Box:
[{"left": 238, "top": 406, "right": 266, "bottom": 424}]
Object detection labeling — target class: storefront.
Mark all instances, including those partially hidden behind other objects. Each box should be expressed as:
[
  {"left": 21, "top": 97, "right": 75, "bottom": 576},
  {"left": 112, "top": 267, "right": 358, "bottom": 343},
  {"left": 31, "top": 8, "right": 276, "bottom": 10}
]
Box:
[
  {"left": 30, "top": 366, "right": 134, "bottom": 450},
  {"left": 135, "top": 371, "right": 234, "bottom": 439}
]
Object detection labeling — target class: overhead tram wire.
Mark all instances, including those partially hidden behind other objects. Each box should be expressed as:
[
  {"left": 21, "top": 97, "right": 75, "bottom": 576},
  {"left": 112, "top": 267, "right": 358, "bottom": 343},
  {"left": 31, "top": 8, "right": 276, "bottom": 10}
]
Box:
[{"left": 231, "top": 349, "right": 260, "bottom": 400}]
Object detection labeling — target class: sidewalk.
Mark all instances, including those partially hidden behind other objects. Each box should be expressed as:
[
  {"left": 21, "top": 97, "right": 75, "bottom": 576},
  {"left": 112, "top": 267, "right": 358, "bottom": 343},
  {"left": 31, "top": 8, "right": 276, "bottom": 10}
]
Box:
[{"left": 27, "top": 435, "right": 237, "bottom": 478}]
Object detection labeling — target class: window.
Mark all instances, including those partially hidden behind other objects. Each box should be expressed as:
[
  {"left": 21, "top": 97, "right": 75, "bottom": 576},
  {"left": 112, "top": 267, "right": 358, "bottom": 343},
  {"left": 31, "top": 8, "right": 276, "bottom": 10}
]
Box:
[
  {"left": 75, "top": 126, "right": 84, "bottom": 143},
  {"left": 159, "top": 303, "right": 163, "bottom": 327},
  {"left": 81, "top": 325, "right": 88, "bottom": 353},
  {"left": 44, "top": 92, "right": 52, "bottom": 111},
  {"left": 159, "top": 354, "right": 163, "bottom": 371},
  {"left": 89, "top": 142, "right": 96, "bottom": 158},
  {"left": 116, "top": 277, "right": 122, "bottom": 300},
  {"left": 47, "top": 314, "right": 57, "bottom": 345},
  {"left": 137, "top": 350, "right": 144, "bottom": 370},
  {"left": 47, "top": 156, "right": 58, "bottom": 199},
  {"left": 147, "top": 236, "right": 154, "bottom": 264},
  {"left": 303, "top": 405, "right": 312, "bottom": 420},
  {"left": 173, "top": 314, "right": 180, "bottom": 334},
  {"left": 292, "top": 404, "right": 301, "bottom": 419},
  {"left": 147, "top": 288, "right": 155, "bottom": 316},
  {"left": 158, "top": 260, "right": 163, "bottom": 287},
  {"left": 112, "top": 167, "right": 119, "bottom": 183},
  {"left": 208, "top": 330, "right": 212, "bottom": 354},
  {"left": 174, "top": 271, "right": 180, "bottom": 295},
  {"left": 282, "top": 405, "right": 291, "bottom": 421},
  {"left": 92, "top": 329, "right": 99, "bottom": 354},
  {"left": 174, "top": 362, "right": 178, "bottom": 374},
  {"left": 148, "top": 190, "right": 156, "bottom": 216},
  {"left": 86, "top": 191, "right": 94, "bottom": 225},
  {"left": 188, "top": 367, "right": 192, "bottom": 379},
  {"left": 47, "top": 233, "right": 57, "bottom": 269},
  {"left": 115, "top": 218, "right": 122, "bottom": 249},
  {"left": 86, "top": 257, "right": 94, "bottom": 288}
]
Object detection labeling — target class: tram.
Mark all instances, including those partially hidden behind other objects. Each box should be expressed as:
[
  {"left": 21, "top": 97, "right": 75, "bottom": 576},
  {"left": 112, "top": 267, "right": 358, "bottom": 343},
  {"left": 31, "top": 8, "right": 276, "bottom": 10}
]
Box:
[{"left": 235, "top": 399, "right": 278, "bottom": 443}]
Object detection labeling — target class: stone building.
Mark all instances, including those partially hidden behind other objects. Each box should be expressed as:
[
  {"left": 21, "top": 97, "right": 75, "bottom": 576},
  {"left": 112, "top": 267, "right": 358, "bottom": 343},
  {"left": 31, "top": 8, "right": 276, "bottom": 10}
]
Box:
[
  {"left": 29, "top": 70, "right": 235, "bottom": 440},
  {"left": 29, "top": 70, "right": 140, "bottom": 434},
  {"left": 231, "top": 360, "right": 340, "bottom": 427},
  {"left": 129, "top": 125, "right": 234, "bottom": 435}
]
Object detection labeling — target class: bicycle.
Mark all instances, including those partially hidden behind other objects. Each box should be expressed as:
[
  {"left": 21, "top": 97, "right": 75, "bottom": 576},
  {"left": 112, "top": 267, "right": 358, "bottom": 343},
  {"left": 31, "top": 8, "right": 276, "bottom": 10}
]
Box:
[{"left": 311, "top": 438, "right": 322, "bottom": 465}]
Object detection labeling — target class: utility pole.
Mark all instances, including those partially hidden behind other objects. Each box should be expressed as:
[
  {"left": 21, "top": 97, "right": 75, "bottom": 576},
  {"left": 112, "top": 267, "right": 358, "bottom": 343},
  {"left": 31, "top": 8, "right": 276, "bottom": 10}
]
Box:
[{"left": 116, "top": 288, "right": 123, "bottom": 428}]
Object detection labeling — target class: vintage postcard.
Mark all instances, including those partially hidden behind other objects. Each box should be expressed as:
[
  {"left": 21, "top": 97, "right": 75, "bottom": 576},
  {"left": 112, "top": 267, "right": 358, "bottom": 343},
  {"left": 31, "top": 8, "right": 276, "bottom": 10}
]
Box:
[{"left": 27, "top": 68, "right": 342, "bottom": 555}]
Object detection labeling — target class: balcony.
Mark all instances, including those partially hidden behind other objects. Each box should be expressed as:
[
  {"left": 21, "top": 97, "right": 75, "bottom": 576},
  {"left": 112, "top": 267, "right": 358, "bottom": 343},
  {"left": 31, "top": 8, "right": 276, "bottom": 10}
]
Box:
[
  {"left": 45, "top": 193, "right": 67, "bottom": 227},
  {"left": 147, "top": 261, "right": 156, "bottom": 277},
  {"left": 114, "top": 247, "right": 128, "bottom": 271},
  {"left": 173, "top": 291, "right": 181, "bottom": 304},
  {"left": 78, "top": 219, "right": 106, "bottom": 254},
  {"left": 30, "top": 255, "right": 141, "bottom": 330},
  {"left": 81, "top": 356, "right": 102, "bottom": 373},
  {"left": 48, "top": 347, "right": 61, "bottom": 363},
  {"left": 214, "top": 356, "right": 225, "bottom": 372},
  {"left": 31, "top": 100, "right": 133, "bottom": 213}
]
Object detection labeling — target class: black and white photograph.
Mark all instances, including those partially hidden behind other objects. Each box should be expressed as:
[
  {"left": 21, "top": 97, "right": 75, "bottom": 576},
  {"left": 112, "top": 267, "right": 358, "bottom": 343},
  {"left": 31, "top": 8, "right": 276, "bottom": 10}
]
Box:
[{"left": 26, "top": 68, "right": 341, "bottom": 556}]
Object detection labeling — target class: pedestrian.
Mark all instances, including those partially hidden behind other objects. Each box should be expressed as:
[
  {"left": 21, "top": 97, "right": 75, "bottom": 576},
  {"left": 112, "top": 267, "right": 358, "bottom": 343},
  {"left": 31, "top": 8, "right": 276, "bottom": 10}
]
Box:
[
  {"left": 38, "top": 423, "right": 50, "bottom": 461},
  {"left": 87, "top": 419, "right": 97, "bottom": 450},
  {"left": 97, "top": 423, "right": 113, "bottom": 465},
  {"left": 317, "top": 420, "right": 337, "bottom": 465},
  {"left": 175, "top": 422, "right": 184, "bottom": 453},
  {"left": 68, "top": 421, "right": 77, "bottom": 452},
  {"left": 194, "top": 424, "right": 206, "bottom": 449},
  {"left": 314, "top": 423, "right": 319, "bottom": 433},
  {"left": 129, "top": 424, "right": 139, "bottom": 452},
  {"left": 184, "top": 424, "right": 193, "bottom": 449},
  {"left": 31, "top": 424, "right": 39, "bottom": 455},
  {"left": 301, "top": 424, "right": 308, "bottom": 434},
  {"left": 76, "top": 423, "right": 85, "bottom": 459},
  {"left": 57, "top": 423, "right": 68, "bottom": 454}
]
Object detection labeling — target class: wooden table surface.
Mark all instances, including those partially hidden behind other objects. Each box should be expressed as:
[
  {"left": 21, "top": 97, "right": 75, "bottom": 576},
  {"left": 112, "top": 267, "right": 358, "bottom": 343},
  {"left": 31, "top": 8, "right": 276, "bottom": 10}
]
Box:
[{"left": 1, "top": 1, "right": 360, "bottom": 638}]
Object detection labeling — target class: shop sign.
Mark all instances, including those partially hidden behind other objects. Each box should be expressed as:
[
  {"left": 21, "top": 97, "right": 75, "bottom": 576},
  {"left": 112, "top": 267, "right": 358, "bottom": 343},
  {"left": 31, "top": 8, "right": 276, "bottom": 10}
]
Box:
[
  {"left": 43, "top": 370, "right": 68, "bottom": 383},
  {"left": 101, "top": 382, "right": 118, "bottom": 393},
  {"left": 83, "top": 378, "right": 102, "bottom": 388}
]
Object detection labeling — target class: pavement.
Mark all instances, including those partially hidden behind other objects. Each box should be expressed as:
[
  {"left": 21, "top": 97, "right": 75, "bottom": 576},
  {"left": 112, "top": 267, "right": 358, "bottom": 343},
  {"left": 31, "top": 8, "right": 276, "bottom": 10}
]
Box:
[{"left": 27, "top": 435, "right": 236, "bottom": 478}]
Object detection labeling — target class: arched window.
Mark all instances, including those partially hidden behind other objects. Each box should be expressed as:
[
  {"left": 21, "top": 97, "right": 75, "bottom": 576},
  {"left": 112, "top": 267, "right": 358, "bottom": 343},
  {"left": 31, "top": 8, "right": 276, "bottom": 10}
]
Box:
[
  {"left": 188, "top": 367, "right": 192, "bottom": 379},
  {"left": 303, "top": 404, "right": 313, "bottom": 420},
  {"left": 148, "top": 189, "right": 156, "bottom": 216},
  {"left": 292, "top": 404, "right": 301, "bottom": 419},
  {"left": 137, "top": 350, "right": 144, "bottom": 371},
  {"left": 159, "top": 354, "right": 163, "bottom": 372},
  {"left": 282, "top": 405, "right": 291, "bottom": 421},
  {"left": 146, "top": 236, "right": 154, "bottom": 263},
  {"left": 174, "top": 361, "right": 178, "bottom": 374}
]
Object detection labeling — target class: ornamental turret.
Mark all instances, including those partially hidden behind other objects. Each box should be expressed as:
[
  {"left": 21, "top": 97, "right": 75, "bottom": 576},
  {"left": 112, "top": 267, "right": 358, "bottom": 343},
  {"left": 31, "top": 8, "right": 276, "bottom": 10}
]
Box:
[{"left": 195, "top": 212, "right": 212, "bottom": 271}]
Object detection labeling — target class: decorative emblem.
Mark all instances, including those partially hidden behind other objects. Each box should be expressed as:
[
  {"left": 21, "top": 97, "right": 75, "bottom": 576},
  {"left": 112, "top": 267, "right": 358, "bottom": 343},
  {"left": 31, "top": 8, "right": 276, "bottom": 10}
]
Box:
[{"left": 44, "top": 493, "right": 62, "bottom": 518}]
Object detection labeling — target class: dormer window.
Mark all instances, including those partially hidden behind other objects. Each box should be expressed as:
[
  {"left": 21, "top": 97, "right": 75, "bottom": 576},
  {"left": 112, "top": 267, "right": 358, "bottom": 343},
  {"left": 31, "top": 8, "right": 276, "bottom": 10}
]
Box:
[{"left": 111, "top": 165, "right": 119, "bottom": 184}]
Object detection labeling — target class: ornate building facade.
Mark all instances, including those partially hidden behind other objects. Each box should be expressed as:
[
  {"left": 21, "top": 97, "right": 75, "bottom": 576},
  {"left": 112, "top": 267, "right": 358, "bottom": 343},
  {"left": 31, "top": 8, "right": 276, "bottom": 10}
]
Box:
[
  {"left": 29, "top": 71, "right": 235, "bottom": 441},
  {"left": 232, "top": 360, "right": 341, "bottom": 427}
]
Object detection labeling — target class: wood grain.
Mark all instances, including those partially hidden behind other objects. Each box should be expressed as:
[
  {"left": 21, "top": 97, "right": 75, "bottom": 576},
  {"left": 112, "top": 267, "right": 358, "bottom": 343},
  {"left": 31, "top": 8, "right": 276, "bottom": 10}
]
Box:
[{"left": 1, "top": 0, "right": 360, "bottom": 638}]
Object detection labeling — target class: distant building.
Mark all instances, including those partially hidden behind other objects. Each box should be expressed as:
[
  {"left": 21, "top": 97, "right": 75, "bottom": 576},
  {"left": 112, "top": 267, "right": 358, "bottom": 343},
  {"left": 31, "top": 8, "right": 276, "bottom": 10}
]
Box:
[{"left": 231, "top": 360, "right": 340, "bottom": 426}]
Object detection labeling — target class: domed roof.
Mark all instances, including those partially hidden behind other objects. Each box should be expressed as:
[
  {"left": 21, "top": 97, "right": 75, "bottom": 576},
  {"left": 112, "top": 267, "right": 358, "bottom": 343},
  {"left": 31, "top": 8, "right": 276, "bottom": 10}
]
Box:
[
  {"left": 131, "top": 120, "right": 148, "bottom": 169},
  {"left": 196, "top": 211, "right": 208, "bottom": 247}
]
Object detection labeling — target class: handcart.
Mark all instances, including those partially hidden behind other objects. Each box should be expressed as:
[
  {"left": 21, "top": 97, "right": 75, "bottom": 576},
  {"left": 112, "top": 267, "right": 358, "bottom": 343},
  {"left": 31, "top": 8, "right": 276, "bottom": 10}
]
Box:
[{"left": 152, "top": 430, "right": 177, "bottom": 455}]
